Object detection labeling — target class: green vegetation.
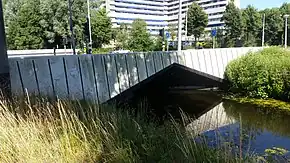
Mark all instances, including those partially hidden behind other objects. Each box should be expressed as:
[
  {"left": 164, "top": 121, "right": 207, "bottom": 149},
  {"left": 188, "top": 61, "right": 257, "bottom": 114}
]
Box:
[
  {"left": 0, "top": 97, "right": 260, "bottom": 162},
  {"left": 186, "top": 3, "right": 208, "bottom": 42},
  {"left": 225, "top": 47, "right": 290, "bottom": 101},
  {"left": 221, "top": 1, "right": 243, "bottom": 47},
  {"left": 91, "top": 8, "right": 112, "bottom": 48},
  {"left": 128, "top": 19, "right": 154, "bottom": 52},
  {"left": 218, "top": 2, "right": 290, "bottom": 47}
]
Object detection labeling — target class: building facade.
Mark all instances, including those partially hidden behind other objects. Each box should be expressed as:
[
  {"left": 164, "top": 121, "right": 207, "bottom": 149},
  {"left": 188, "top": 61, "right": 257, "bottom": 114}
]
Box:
[{"left": 105, "top": 0, "right": 240, "bottom": 35}]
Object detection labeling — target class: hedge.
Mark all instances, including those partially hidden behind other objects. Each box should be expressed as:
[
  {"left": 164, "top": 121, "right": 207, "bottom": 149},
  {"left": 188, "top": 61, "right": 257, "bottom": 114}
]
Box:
[{"left": 225, "top": 47, "right": 290, "bottom": 101}]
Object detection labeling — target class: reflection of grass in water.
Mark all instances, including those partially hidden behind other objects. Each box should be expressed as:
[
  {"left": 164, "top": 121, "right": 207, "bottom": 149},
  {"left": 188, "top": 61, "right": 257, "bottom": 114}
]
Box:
[
  {"left": 0, "top": 96, "right": 259, "bottom": 162},
  {"left": 223, "top": 100, "right": 290, "bottom": 138}
]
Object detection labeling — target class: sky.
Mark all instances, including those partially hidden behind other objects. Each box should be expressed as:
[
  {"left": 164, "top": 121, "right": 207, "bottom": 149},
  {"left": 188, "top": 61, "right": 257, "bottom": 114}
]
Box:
[{"left": 241, "top": 0, "right": 290, "bottom": 9}]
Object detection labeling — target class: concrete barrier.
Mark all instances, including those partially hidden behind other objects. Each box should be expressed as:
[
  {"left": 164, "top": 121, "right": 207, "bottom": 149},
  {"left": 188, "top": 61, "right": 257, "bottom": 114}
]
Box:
[{"left": 9, "top": 47, "right": 263, "bottom": 101}]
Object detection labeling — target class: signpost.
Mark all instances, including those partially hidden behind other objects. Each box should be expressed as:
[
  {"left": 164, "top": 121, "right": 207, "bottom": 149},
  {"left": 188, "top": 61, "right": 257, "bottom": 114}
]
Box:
[
  {"left": 165, "top": 32, "right": 170, "bottom": 51},
  {"left": 211, "top": 28, "right": 217, "bottom": 49},
  {"left": 0, "top": 0, "right": 11, "bottom": 98}
]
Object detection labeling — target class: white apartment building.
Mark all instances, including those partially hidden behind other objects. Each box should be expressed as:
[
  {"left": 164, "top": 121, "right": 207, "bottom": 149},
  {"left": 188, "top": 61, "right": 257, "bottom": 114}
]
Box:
[{"left": 105, "top": 0, "right": 240, "bottom": 35}]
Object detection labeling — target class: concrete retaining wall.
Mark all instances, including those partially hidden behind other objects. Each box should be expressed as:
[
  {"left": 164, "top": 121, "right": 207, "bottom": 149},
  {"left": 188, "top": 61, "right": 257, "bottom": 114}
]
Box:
[{"left": 9, "top": 47, "right": 263, "bottom": 102}]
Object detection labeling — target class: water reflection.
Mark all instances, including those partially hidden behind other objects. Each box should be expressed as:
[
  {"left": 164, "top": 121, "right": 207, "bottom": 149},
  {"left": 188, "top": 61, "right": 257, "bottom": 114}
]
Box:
[{"left": 187, "top": 100, "right": 290, "bottom": 156}]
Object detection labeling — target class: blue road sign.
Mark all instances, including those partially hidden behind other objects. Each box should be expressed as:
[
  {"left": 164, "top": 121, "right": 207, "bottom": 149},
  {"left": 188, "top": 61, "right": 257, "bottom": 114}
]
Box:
[
  {"left": 166, "top": 32, "right": 170, "bottom": 40},
  {"left": 211, "top": 28, "right": 217, "bottom": 37}
]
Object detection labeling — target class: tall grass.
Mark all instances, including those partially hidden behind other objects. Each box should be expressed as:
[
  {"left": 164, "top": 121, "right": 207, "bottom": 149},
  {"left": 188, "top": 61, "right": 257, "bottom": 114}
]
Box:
[{"left": 0, "top": 96, "right": 257, "bottom": 162}]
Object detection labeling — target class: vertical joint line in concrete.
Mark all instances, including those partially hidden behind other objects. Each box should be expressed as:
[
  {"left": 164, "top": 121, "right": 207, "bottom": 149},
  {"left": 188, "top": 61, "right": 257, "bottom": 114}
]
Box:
[
  {"left": 77, "top": 57, "right": 85, "bottom": 100},
  {"left": 134, "top": 54, "right": 140, "bottom": 83},
  {"left": 91, "top": 56, "right": 100, "bottom": 104},
  {"left": 160, "top": 52, "right": 164, "bottom": 69},
  {"left": 103, "top": 55, "right": 111, "bottom": 98},
  {"left": 113, "top": 55, "right": 121, "bottom": 93},
  {"left": 32, "top": 60, "right": 40, "bottom": 96},
  {"left": 190, "top": 51, "right": 194, "bottom": 69},
  {"left": 152, "top": 52, "right": 157, "bottom": 73},
  {"left": 16, "top": 61, "right": 25, "bottom": 95},
  {"left": 143, "top": 53, "right": 149, "bottom": 78},
  {"left": 48, "top": 59, "right": 56, "bottom": 100},
  {"left": 124, "top": 54, "right": 131, "bottom": 87},
  {"left": 62, "top": 57, "right": 70, "bottom": 98}
]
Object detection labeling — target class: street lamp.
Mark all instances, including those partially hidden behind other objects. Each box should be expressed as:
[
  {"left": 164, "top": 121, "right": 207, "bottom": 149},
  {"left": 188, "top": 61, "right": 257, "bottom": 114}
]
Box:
[
  {"left": 262, "top": 14, "right": 265, "bottom": 47},
  {"left": 68, "top": 0, "right": 76, "bottom": 55},
  {"left": 284, "top": 14, "right": 289, "bottom": 49},
  {"left": 177, "top": 0, "right": 182, "bottom": 51},
  {"left": 87, "top": 0, "right": 93, "bottom": 54}
]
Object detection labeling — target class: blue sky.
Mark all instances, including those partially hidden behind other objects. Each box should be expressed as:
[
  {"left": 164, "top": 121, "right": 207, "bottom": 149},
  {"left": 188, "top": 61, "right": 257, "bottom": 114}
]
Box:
[{"left": 241, "top": 0, "right": 289, "bottom": 9}]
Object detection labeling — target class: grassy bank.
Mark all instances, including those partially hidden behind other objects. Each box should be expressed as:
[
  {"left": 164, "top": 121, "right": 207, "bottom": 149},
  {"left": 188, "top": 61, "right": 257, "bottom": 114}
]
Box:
[
  {"left": 0, "top": 97, "right": 258, "bottom": 162},
  {"left": 224, "top": 96, "right": 290, "bottom": 115}
]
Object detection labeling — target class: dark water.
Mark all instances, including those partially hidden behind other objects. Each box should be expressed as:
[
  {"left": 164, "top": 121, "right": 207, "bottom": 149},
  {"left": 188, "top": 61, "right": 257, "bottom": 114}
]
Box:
[
  {"left": 117, "top": 87, "right": 290, "bottom": 158},
  {"left": 188, "top": 101, "right": 290, "bottom": 158},
  {"left": 161, "top": 90, "right": 290, "bottom": 159},
  {"left": 143, "top": 89, "right": 290, "bottom": 159}
]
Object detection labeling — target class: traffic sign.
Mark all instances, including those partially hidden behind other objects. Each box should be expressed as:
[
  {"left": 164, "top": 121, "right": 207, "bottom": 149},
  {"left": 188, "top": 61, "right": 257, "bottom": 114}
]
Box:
[
  {"left": 211, "top": 28, "right": 217, "bottom": 37},
  {"left": 165, "top": 32, "right": 170, "bottom": 40}
]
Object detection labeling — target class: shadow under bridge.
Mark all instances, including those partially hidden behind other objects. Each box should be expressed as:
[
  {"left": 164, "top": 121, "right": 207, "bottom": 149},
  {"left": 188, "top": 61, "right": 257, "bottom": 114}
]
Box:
[{"left": 106, "top": 63, "right": 224, "bottom": 118}]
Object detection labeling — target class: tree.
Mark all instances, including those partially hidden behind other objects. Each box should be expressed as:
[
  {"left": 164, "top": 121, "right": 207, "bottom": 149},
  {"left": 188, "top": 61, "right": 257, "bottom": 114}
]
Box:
[
  {"left": 187, "top": 3, "right": 208, "bottom": 41},
  {"left": 168, "top": 24, "right": 177, "bottom": 40},
  {"left": 115, "top": 23, "right": 129, "bottom": 50},
  {"left": 5, "top": 0, "right": 88, "bottom": 49},
  {"left": 91, "top": 8, "right": 112, "bottom": 48},
  {"left": 241, "top": 5, "right": 261, "bottom": 46},
  {"left": 128, "top": 19, "right": 153, "bottom": 52},
  {"left": 222, "top": 1, "right": 243, "bottom": 47},
  {"left": 7, "top": 0, "right": 44, "bottom": 50},
  {"left": 261, "top": 8, "right": 283, "bottom": 46},
  {"left": 39, "top": 0, "right": 69, "bottom": 48}
]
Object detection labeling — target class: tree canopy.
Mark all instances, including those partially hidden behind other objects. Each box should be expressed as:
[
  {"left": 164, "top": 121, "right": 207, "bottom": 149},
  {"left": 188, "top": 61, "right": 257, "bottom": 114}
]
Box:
[
  {"left": 91, "top": 8, "right": 112, "bottom": 48},
  {"left": 186, "top": 3, "right": 208, "bottom": 41},
  {"left": 128, "top": 19, "right": 153, "bottom": 52},
  {"left": 222, "top": 1, "right": 243, "bottom": 47}
]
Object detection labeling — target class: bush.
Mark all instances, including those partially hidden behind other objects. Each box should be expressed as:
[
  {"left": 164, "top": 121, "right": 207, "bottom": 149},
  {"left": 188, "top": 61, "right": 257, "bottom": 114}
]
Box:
[{"left": 225, "top": 47, "right": 290, "bottom": 101}]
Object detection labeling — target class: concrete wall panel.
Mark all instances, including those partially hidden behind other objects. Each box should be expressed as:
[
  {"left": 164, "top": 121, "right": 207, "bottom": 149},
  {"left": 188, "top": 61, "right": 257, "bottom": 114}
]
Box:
[
  {"left": 126, "top": 53, "right": 139, "bottom": 86},
  {"left": 49, "top": 57, "right": 68, "bottom": 98},
  {"left": 115, "top": 54, "right": 129, "bottom": 93},
  {"left": 93, "top": 55, "right": 110, "bottom": 103},
  {"left": 79, "top": 55, "right": 98, "bottom": 101},
  {"left": 104, "top": 55, "right": 120, "bottom": 98},
  {"left": 64, "top": 56, "right": 83, "bottom": 100}
]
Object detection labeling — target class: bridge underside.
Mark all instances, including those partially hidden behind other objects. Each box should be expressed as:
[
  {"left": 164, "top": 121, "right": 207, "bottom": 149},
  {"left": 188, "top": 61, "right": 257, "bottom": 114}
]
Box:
[{"left": 107, "top": 63, "right": 224, "bottom": 118}]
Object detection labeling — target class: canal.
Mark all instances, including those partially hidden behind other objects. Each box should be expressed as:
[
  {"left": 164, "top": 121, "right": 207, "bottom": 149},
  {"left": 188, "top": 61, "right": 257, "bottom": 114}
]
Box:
[{"left": 147, "top": 89, "right": 290, "bottom": 160}]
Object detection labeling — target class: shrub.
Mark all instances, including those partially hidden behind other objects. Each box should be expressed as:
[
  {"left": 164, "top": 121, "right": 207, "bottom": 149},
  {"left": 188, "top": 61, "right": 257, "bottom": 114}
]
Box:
[{"left": 225, "top": 47, "right": 290, "bottom": 101}]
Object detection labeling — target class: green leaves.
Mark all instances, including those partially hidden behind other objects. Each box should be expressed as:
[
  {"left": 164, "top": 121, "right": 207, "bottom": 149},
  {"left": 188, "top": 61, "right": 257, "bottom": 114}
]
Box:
[
  {"left": 241, "top": 5, "right": 261, "bottom": 47},
  {"left": 128, "top": 19, "right": 153, "bottom": 52},
  {"left": 91, "top": 8, "right": 112, "bottom": 48},
  {"left": 7, "top": 0, "right": 43, "bottom": 50},
  {"left": 186, "top": 3, "right": 208, "bottom": 41},
  {"left": 225, "top": 47, "right": 290, "bottom": 101},
  {"left": 222, "top": 2, "right": 243, "bottom": 47}
]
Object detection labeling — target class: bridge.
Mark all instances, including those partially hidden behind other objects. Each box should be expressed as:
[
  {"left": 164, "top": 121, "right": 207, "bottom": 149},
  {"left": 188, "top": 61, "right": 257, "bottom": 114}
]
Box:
[{"left": 9, "top": 47, "right": 262, "bottom": 104}]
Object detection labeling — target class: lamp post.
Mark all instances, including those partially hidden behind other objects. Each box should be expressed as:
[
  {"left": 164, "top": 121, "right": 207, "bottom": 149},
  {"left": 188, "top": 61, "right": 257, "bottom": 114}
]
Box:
[
  {"left": 0, "top": 0, "right": 11, "bottom": 97},
  {"left": 284, "top": 14, "right": 289, "bottom": 49},
  {"left": 262, "top": 14, "right": 265, "bottom": 47},
  {"left": 177, "top": 0, "right": 182, "bottom": 51},
  {"left": 87, "top": 0, "right": 92, "bottom": 54},
  {"left": 69, "top": 0, "right": 76, "bottom": 55}
]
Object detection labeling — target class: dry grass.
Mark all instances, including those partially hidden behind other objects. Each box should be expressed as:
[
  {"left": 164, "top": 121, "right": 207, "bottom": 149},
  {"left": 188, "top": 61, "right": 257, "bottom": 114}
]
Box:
[{"left": 0, "top": 96, "right": 258, "bottom": 162}]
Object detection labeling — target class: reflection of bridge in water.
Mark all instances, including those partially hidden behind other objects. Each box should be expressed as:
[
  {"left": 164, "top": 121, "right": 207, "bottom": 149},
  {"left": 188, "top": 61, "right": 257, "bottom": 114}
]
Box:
[{"left": 9, "top": 47, "right": 262, "bottom": 104}]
